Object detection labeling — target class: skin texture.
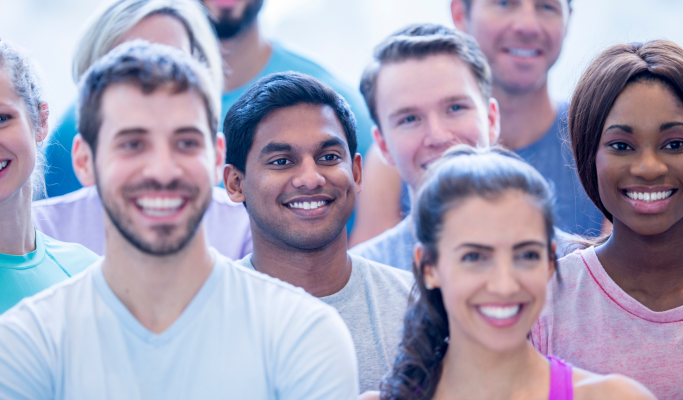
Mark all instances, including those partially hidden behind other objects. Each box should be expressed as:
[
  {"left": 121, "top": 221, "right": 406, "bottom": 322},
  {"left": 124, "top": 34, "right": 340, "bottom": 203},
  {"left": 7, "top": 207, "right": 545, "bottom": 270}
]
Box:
[
  {"left": 373, "top": 54, "right": 500, "bottom": 196},
  {"left": 116, "top": 14, "right": 192, "bottom": 54},
  {"left": 73, "top": 83, "right": 225, "bottom": 333},
  {"left": 0, "top": 68, "right": 48, "bottom": 255},
  {"left": 595, "top": 81, "right": 683, "bottom": 312},
  {"left": 224, "top": 104, "right": 363, "bottom": 297}
]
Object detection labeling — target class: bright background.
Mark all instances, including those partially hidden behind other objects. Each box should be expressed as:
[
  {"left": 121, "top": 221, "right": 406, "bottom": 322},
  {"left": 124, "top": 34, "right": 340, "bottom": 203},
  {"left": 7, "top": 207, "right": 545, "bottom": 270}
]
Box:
[{"left": 1, "top": 0, "right": 682, "bottom": 129}]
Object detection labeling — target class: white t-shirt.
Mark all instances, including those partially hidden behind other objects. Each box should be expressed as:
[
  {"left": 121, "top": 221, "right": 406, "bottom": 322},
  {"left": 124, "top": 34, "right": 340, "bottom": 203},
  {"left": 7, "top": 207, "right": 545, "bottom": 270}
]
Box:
[{"left": 0, "top": 250, "right": 358, "bottom": 400}]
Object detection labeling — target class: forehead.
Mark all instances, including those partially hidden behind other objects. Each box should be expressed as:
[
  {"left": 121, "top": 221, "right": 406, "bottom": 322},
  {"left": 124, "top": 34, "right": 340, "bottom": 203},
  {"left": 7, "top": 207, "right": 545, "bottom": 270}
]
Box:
[
  {"left": 0, "top": 67, "right": 23, "bottom": 108},
  {"left": 98, "top": 82, "right": 209, "bottom": 135},
  {"left": 375, "top": 54, "right": 485, "bottom": 115},
  {"left": 117, "top": 14, "right": 190, "bottom": 51},
  {"left": 441, "top": 191, "right": 547, "bottom": 246},
  {"left": 605, "top": 81, "right": 683, "bottom": 129},
  {"left": 250, "top": 103, "right": 348, "bottom": 152}
]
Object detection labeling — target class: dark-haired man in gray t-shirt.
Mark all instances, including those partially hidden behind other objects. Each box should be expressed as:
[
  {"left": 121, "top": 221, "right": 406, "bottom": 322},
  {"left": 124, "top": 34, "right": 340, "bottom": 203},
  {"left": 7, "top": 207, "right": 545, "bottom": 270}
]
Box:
[{"left": 223, "top": 71, "right": 413, "bottom": 393}]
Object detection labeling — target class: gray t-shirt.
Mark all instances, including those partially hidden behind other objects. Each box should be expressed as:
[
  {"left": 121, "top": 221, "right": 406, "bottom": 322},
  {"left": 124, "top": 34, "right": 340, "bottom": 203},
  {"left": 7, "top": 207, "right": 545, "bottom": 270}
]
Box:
[
  {"left": 349, "top": 218, "right": 415, "bottom": 272},
  {"left": 237, "top": 253, "right": 414, "bottom": 393}
]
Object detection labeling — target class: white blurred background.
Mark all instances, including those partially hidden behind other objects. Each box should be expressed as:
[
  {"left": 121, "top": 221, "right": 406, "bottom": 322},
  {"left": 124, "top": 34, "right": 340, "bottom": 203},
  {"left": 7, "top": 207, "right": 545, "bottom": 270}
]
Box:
[{"left": 1, "top": 0, "right": 682, "bottom": 129}]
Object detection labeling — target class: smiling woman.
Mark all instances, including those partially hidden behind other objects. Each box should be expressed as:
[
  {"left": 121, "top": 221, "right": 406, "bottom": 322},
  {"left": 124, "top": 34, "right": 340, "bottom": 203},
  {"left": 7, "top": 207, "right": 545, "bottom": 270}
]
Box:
[
  {"left": 366, "top": 145, "right": 654, "bottom": 400},
  {"left": 532, "top": 40, "right": 683, "bottom": 400}
]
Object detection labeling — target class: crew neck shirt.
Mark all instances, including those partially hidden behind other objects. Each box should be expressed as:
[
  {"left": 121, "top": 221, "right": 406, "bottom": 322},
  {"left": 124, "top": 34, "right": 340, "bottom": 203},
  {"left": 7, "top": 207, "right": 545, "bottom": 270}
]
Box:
[
  {"left": 0, "top": 230, "right": 98, "bottom": 314},
  {"left": 0, "top": 249, "right": 358, "bottom": 399},
  {"left": 531, "top": 246, "right": 683, "bottom": 400},
  {"left": 238, "top": 253, "right": 413, "bottom": 392}
]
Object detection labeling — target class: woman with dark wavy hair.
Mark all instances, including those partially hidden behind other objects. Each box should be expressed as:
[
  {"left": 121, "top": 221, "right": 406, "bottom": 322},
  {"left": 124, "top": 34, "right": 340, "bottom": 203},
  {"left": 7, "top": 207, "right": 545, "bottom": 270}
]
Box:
[
  {"left": 532, "top": 40, "right": 683, "bottom": 400},
  {"left": 360, "top": 145, "right": 653, "bottom": 400}
]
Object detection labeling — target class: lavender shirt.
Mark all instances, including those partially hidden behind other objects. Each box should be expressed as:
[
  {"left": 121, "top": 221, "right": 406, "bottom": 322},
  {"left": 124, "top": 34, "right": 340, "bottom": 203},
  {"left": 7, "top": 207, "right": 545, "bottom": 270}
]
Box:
[{"left": 32, "top": 186, "right": 252, "bottom": 259}]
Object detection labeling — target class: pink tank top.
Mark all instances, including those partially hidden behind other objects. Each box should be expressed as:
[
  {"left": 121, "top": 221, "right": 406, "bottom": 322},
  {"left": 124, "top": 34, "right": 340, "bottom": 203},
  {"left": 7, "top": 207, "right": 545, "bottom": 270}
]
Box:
[{"left": 548, "top": 355, "right": 574, "bottom": 400}]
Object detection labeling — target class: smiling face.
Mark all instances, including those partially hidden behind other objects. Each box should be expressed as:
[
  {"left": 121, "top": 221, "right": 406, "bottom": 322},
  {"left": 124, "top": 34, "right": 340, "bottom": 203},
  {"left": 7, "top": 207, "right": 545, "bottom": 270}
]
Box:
[
  {"left": 596, "top": 80, "right": 683, "bottom": 236},
  {"left": 464, "top": 0, "right": 569, "bottom": 94},
  {"left": 423, "top": 190, "right": 554, "bottom": 352},
  {"left": 116, "top": 13, "right": 192, "bottom": 54},
  {"left": 374, "top": 54, "right": 499, "bottom": 192},
  {"left": 77, "top": 83, "right": 223, "bottom": 255},
  {"left": 227, "top": 103, "right": 362, "bottom": 251}
]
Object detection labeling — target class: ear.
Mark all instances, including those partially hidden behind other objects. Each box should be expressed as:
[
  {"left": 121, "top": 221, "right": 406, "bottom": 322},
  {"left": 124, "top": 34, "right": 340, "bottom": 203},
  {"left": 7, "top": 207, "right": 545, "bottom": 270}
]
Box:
[
  {"left": 451, "top": 0, "right": 468, "bottom": 31},
  {"left": 35, "top": 102, "right": 49, "bottom": 143},
  {"left": 487, "top": 97, "right": 501, "bottom": 145},
  {"left": 548, "top": 241, "right": 557, "bottom": 281},
  {"left": 72, "top": 134, "right": 96, "bottom": 187},
  {"left": 415, "top": 243, "right": 441, "bottom": 289},
  {"left": 352, "top": 152, "right": 363, "bottom": 195},
  {"left": 214, "top": 132, "right": 226, "bottom": 186},
  {"left": 224, "top": 164, "right": 246, "bottom": 203},
  {"left": 373, "top": 126, "right": 396, "bottom": 167}
]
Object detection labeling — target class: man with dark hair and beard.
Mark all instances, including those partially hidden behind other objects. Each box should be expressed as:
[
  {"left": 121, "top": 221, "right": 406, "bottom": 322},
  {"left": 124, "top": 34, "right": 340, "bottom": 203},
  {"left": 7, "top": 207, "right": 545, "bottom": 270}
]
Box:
[
  {"left": 202, "top": 0, "right": 374, "bottom": 162},
  {"left": 0, "top": 43, "right": 359, "bottom": 399},
  {"left": 223, "top": 71, "right": 413, "bottom": 393}
]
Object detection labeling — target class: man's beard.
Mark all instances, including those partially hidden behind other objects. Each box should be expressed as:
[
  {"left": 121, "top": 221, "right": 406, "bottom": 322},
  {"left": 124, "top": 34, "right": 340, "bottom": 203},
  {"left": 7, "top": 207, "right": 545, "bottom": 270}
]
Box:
[
  {"left": 98, "top": 178, "right": 211, "bottom": 257},
  {"left": 211, "top": 0, "right": 264, "bottom": 39}
]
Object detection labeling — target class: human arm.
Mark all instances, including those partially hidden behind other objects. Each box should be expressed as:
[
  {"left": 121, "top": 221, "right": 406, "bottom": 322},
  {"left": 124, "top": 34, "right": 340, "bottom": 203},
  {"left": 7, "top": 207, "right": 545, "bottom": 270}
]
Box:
[
  {"left": 575, "top": 370, "right": 657, "bottom": 400},
  {"left": 359, "top": 391, "right": 380, "bottom": 400}
]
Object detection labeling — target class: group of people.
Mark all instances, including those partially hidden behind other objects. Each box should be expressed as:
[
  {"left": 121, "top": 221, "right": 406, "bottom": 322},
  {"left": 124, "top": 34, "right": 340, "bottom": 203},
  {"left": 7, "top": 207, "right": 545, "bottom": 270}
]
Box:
[{"left": 0, "top": 0, "right": 681, "bottom": 399}]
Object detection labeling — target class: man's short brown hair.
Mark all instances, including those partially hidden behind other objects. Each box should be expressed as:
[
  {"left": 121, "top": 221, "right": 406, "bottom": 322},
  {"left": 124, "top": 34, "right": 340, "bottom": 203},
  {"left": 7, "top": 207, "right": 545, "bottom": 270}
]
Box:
[{"left": 359, "top": 24, "right": 492, "bottom": 130}]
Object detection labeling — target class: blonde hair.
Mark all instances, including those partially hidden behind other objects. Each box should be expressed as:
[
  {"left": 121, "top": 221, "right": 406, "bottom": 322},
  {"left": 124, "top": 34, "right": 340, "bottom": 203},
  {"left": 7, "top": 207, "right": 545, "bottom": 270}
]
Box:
[
  {"left": 72, "top": 0, "right": 223, "bottom": 88},
  {"left": 0, "top": 39, "right": 47, "bottom": 199}
]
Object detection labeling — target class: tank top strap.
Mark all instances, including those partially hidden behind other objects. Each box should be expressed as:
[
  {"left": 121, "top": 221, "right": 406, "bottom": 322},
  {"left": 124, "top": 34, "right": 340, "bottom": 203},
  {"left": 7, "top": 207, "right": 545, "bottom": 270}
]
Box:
[{"left": 548, "top": 355, "right": 574, "bottom": 400}]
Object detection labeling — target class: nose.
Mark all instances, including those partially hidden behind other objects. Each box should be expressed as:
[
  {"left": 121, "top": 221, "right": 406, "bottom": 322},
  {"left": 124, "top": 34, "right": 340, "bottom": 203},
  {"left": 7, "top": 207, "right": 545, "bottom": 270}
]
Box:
[
  {"left": 291, "top": 157, "right": 325, "bottom": 190},
  {"left": 630, "top": 148, "right": 668, "bottom": 181},
  {"left": 511, "top": 2, "right": 542, "bottom": 38},
  {"left": 142, "top": 143, "right": 183, "bottom": 184},
  {"left": 423, "top": 114, "right": 456, "bottom": 149},
  {"left": 486, "top": 260, "right": 521, "bottom": 297}
]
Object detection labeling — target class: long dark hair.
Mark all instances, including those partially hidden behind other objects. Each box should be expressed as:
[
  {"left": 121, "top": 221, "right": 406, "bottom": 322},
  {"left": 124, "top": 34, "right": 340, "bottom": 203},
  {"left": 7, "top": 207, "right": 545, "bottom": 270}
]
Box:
[{"left": 380, "top": 145, "right": 556, "bottom": 400}]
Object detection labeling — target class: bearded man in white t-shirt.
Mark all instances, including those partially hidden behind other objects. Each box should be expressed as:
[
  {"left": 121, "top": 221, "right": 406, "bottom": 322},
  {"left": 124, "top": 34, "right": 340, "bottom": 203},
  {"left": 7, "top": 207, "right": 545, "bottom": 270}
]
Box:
[{"left": 0, "top": 42, "right": 358, "bottom": 399}]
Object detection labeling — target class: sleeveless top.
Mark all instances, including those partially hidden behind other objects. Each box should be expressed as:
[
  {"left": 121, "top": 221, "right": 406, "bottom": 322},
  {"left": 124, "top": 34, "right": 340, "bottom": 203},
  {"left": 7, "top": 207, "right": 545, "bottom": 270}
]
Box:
[{"left": 548, "top": 355, "right": 574, "bottom": 400}]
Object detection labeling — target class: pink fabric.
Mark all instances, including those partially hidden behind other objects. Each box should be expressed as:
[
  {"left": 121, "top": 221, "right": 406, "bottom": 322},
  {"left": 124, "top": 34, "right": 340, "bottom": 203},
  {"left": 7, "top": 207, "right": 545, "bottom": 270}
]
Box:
[
  {"left": 532, "top": 247, "right": 683, "bottom": 400},
  {"left": 548, "top": 356, "right": 573, "bottom": 400}
]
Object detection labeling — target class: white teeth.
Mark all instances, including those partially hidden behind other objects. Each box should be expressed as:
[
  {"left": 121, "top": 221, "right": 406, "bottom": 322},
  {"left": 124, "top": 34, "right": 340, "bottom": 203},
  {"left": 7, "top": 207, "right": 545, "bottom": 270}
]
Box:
[
  {"left": 626, "top": 190, "right": 674, "bottom": 203},
  {"left": 288, "top": 200, "right": 328, "bottom": 210},
  {"left": 0, "top": 160, "right": 8, "bottom": 170},
  {"left": 135, "top": 197, "right": 184, "bottom": 216},
  {"left": 478, "top": 305, "right": 522, "bottom": 320},
  {"left": 508, "top": 48, "right": 539, "bottom": 58}
]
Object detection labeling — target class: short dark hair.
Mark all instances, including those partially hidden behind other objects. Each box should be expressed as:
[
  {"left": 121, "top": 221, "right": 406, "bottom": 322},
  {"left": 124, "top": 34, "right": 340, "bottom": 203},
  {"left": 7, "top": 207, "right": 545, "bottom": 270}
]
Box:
[
  {"left": 360, "top": 24, "right": 491, "bottom": 129},
  {"left": 461, "top": 0, "right": 572, "bottom": 13},
  {"left": 78, "top": 40, "right": 221, "bottom": 154},
  {"left": 224, "top": 71, "right": 358, "bottom": 174}
]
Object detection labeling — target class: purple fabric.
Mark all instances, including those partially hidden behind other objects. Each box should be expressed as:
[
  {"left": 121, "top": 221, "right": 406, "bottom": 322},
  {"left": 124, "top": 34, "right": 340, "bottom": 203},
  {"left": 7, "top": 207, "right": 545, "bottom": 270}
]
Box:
[
  {"left": 32, "top": 186, "right": 252, "bottom": 260},
  {"left": 548, "top": 355, "right": 573, "bottom": 400}
]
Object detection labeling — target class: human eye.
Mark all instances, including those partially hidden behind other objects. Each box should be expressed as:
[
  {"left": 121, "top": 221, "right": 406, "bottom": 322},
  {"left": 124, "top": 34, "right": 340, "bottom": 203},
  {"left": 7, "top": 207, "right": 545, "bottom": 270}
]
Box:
[
  {"left": 497, "top": 0, "right": 511, "bottom": 7},
  {"left": 462, "top": 252, "right": 485, "bottom": 263},
  {"left": 518, "top": 250, "right": 540, "bottom": 261},
  {"left": 269, "top": 158, "right": 292, "bottom": 166},
  {"left": 318, "top": 153, "right": 341, "bottom": 163},
  {"left": 0, "top": 114, "right": 9, "bottom": 124},
  {"left": 448, "top": 104, "right": 464, "bottom": 113},
  {"left": 398, "top": 115, "right": 418, "bottom": 126},
  {"left": 609, "top": 141, "right": 633, "bottom": 151},
  {"left": 178, "top": 138, "right": 200, "bottom": 150},
  {"left": 537, "top": 1, "right": 559, "bottom": 12},
  {"left": 121, "top": 140, "right": 143, "bottom": 152},
  {"left": 663, "top": 140, "right": 683, "bottom": 151}
]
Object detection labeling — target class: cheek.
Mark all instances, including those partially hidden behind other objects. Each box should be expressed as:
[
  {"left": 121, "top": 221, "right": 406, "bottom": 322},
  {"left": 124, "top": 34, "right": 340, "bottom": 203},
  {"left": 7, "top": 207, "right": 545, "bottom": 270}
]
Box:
[{"left": 595, "top": 149, "right": 620, "bottom": 208}]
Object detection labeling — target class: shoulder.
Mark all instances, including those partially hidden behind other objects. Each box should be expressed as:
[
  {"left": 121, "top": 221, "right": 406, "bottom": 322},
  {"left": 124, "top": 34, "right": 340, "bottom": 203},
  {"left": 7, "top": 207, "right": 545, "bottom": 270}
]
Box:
[
  {"left": 573, "top": 368, "right": 656, "bottom": 400},
  {"left": 358, "top": 391, "right": 380, "bottom": 400},
  {"left": 350, "top": 218, "right": 414, "bottom": 256},
  {"left": 32, "top": 186, "right": 98, "bottom": 210},
  {"left": 351, "top": 254, "right": 414, "bottom": 287},
  {"left": 39, "top": 231, "right": 100, "bottom": 273}
]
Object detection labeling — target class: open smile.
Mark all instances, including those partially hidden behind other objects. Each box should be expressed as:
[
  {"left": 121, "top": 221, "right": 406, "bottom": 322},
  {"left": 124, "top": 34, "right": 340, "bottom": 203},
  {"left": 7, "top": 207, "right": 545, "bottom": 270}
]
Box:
[
  {"left": 474, "top": 303, "right": 526, "bottom": 328},
  {"left": 504, "top": 47, "right": 542, "bottom": 59},
  {"left": 0, "top": 160, "right": 10, "bottom": 178},
  {"left": 134, "top": 195, "right": 188, "bottom": 218},
  {"left": 283, "top": 196, "right": 334, "bottom": 217},
  {"left": 620, "top": 187, "right": 678, "bottom": 213}
]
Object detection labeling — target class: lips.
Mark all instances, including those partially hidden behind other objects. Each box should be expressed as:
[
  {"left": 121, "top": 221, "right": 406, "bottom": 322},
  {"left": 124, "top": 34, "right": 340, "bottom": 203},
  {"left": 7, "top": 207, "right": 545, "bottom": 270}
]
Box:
[
  {"left": 621, "top": 186, "right": 678, "bottom": 214},
  {"left": 475, "top": 303, "right": 525, "bottom": 328},
  {"left": 134, "top": 195, "right": 187, "bottom": 218},
  {"left": 0, "top": 160, "right": 9, "bottom": 178}
]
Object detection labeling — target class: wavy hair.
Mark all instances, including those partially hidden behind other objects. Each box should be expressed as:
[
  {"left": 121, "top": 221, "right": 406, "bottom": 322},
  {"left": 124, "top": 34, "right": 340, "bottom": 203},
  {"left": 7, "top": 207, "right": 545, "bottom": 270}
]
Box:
[{"left": 380, "top": 145, "right": 556, "bottom": 400}]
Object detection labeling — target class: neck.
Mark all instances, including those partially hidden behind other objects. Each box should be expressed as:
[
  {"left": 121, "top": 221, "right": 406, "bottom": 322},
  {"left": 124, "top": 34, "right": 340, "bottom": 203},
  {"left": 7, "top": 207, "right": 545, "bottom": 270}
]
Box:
[
  {"left": 101, "top": 222, "right": 214, "bottom": 333},
  {"left": 219, "top": 22, "right": 272, "bottom": 91},
  {"left": 493, "top": 81, "right": 556, "bottom": 150},
  {"left": 250, "top": 224, "right": 352, "bottom": 298},
  {"left": 596, "top": 217, "right": 683, "bottom": 311},
  {"left": 435, "top": 334, "right": 548, "bottom": 400},
  {"left": 0, "top": 184, "right": 35, "bottom": 255}
]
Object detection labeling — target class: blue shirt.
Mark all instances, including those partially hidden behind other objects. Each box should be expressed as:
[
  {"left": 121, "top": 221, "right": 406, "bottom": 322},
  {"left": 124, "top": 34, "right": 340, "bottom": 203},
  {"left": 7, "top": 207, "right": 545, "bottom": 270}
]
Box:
[
  {"left": 43, "top": 42, "right": 374, "bottom": 198},
  {"left": 516, "top": 103, "right": 604, "bottom": 236},
  {"left": 0, "top": 250, "right": 359, "bottom": 399},
  {"left": 0, "top": 230, "right": 98, "bottom": 314}
]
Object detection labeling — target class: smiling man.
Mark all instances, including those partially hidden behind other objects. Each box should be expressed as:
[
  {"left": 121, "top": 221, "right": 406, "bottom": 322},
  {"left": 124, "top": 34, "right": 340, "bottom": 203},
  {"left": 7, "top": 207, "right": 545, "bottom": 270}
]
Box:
[
  {"left": 451, "top": 0, "right": 604, "bottom": 235},
  {"left": 223, "top": 72, "right": 413, "bottom": 393},
  {"left": 0, "top": 43, "right": 358, "bottom": 399},
  {"left": 350, "top": 24, "right": 500, "bottom": 271}
]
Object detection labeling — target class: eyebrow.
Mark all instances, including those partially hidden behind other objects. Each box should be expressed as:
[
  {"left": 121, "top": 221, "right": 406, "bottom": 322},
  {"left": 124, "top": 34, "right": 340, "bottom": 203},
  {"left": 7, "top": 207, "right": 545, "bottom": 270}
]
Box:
[
  {"left": 260, "top": 142, "right": 292, "bottom": 156},
  {"left": 320, "top": 137, "right": 347, "bottom": 151},
  {"left": 512, "top": 241, "right": 545, "bottom": 250},
  {"left": 455, "top": 243, "right": 494, "bottom": 251},
  {"left": 604, "top": 124, "right": 633, "bottom": 134},
  {"left": 388, "top": 95, "right": 472, "bottom": 120},
  {"left": 660, "top": 122, "right": 683, "bottom": 131},
  {"left": 115, "top": 128, "right": 148, "bottom": 137}
]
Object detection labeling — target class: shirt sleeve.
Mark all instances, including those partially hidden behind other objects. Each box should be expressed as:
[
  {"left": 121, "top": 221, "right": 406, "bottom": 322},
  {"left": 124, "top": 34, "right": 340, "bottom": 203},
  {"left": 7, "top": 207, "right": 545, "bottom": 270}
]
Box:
[
  {"left": 274, "top": 305, "right": 359, "bottom": 400},
  {"left": 0, "top": 308, "right": 54, "bottom": 400}
]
